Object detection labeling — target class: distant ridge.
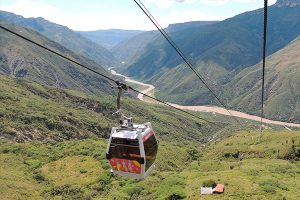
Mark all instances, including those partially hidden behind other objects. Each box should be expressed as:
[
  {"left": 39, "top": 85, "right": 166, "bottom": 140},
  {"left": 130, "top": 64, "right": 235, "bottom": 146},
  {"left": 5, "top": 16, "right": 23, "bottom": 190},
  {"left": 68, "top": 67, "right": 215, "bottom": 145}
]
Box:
[
  {"left": 166, "top": 21, "right": 218, "bottom": 33},
  {"left": 275, "top": 0, "right": 300, "bottom": 7},
  {"left": 0, "top": 11, "right": 117, "bottom": 68},
  {"left": 78, "top": 29, "right": 144, "bottom": 49}
]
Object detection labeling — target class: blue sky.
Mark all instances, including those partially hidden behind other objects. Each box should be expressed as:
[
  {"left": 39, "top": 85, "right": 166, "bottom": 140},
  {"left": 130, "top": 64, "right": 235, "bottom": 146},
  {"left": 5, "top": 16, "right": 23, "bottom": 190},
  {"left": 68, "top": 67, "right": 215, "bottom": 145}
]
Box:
[{"left": 0, "top": 0, "right": 277, "bottom": 31}]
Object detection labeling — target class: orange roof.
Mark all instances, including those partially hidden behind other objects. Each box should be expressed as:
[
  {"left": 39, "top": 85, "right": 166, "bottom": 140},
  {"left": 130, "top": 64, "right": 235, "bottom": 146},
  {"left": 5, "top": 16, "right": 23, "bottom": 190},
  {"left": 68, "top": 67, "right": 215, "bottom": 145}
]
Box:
[{"left": 214, "top": 184, "right": 224, "bottom": 193}]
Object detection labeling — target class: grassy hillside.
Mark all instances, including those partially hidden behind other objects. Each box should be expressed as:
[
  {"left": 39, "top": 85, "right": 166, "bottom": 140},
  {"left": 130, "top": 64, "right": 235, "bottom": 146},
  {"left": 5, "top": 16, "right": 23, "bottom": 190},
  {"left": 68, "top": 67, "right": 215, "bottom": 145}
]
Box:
[
  {"left": 0, "top": 11, "right": 117, "bottom": 68},
  {"left": 0, "top": 74, "right": 240, "bottom": 143},
  {"left": 0, "top": 21, "right": 115, "bottom": 96},
  {"left": 0, "top": 74, "right": 298, "bottom": 199},
  {"left": 222, "top": 36, "right": 300, "bottom": 123},
  {"left": 1, "top": 129, "right": 299, "bottom": 199}
]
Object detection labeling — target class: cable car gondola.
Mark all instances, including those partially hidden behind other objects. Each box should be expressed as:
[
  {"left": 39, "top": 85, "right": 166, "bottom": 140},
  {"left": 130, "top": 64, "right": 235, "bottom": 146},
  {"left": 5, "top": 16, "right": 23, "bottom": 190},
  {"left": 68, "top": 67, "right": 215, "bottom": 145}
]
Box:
[{"left": 106, "top": 82, "right": 158, "bottom": 179}]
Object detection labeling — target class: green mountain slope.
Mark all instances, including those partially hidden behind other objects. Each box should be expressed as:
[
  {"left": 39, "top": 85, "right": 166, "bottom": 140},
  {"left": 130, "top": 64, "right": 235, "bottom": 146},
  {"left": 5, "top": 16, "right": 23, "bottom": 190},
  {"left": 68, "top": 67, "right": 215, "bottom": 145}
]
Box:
[
  {"left": 0, "top": 74, "right": 237, "bottom": 143},
  {"left": 0, "top": 11, "right": 117, "bottom": 68},
  {"left": 78, "top": 29, "right": 144, "bottom": 49},
  {"left": 120, "top": 2, "right": 300, "bottom": 103},
  {"left": 155, "top": 36, "right": 300, "bottom": 123},
  {"left": 0, "top": 21, "right": 114, "bottom": 95},
  {"left": 123, "top": 2, "right": 300, "bottom": 80},
  {"left": 112, "top": 21, "right": 217, "bottom": 63},
  {"left": 223, "top": 36, "right": 300, "bottom": 123}
]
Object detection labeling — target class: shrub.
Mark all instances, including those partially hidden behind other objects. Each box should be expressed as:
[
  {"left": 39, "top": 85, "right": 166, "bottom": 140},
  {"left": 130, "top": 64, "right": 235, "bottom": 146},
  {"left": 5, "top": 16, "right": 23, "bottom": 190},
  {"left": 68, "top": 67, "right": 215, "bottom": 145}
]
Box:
[
  {"left": 98, "top": 172, "right": 111, "bottom": 185},
  {"left": 79, "top": 168, "right": 87, "bottom": 174},
  {"left": 261, "top": 179, "right": 289, "bottom": 194},
  {"left": 50, "top": 185, "right": 83, "bottom": 199},
  {"left": 224, "top": 151, "right": 239, "bottom": 159},
  {"left": 187, "top": 148, "right": 200, "bottom": 160},
  {"left": 2, "top": 149, "right": 9, "bottom": 153},
  {"left": 24, "top": 159, "right": 41, "bottom": 169},
  {"left": 250, "top": 169, "right": 259, "bottom": 176},
  {"left": 166, "top": 192, "right": 186, "bottom": 200},
  {"left": 100, "top": 160, "right": 110, "bottom": 170},
  {"left": 295, "top": 147, "right": 300, "bottom": 158},
  {"left": 202, "top": 179, "right": 217, "bottom": 188},
  {"left": 121, "top": 185, "right": 144, "bottom": 197},
  {"left": 262, "top": 184, "right": 276, "bottom": 193},
  {"left": 33, "top": 173, "right": 46, "bottom": 183}
]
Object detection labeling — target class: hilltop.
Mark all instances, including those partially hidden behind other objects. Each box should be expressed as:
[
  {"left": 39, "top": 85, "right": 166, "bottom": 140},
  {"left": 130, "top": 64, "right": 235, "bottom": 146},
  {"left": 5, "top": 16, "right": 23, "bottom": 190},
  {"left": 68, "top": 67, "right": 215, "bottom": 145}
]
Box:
[
  {"left": 0, "top": 11, "right": 117, "bottom": 68},
  {"left": 275, "top": 0, "right": 300, "bottom": 7}
]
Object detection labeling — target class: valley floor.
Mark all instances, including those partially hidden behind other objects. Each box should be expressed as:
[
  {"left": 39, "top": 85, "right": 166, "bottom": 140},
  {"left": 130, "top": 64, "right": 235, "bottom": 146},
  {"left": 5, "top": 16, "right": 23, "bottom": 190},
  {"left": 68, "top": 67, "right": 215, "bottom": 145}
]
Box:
[{"left": 111, "top": 70, "right": 300, "bottom": 128}]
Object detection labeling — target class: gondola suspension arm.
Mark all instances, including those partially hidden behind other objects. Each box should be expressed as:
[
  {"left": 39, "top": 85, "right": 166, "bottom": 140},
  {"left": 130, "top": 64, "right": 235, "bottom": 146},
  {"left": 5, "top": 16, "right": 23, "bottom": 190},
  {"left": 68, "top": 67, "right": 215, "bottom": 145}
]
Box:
[{"left": 112, "top": 81, "right": 133, "bottom": 128}]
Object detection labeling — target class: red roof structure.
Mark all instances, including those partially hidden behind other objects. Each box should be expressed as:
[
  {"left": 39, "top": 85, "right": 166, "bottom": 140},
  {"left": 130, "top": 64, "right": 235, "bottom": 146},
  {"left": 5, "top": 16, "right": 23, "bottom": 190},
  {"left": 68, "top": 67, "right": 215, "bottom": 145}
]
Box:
[{"left": 213, "top": 184, "right": 224, "bottom": 193}]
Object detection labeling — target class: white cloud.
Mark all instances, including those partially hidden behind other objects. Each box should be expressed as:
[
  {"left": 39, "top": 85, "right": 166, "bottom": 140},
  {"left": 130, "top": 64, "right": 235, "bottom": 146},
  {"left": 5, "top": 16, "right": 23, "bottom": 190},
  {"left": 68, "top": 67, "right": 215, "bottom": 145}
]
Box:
[
  {"left": 0, "top": 0, "right": 155, "bottom": 30},
  {"left": 145, "top": 0, "right": 176, "bottom": 8},
  {"left": 145, "top": 0, "right": 195, "bottom": 8},
  {"left": 145, "top": 0, "right": 277, "bottom": 7},
  {"left": 0, "top": 0, "right": 61, "bottom": 18},
  {"left": 0, "top": 0, "right": 223, "bottom": 30},
  {"left": 0, "top": 0, "right": 276, "bottom": 31}
]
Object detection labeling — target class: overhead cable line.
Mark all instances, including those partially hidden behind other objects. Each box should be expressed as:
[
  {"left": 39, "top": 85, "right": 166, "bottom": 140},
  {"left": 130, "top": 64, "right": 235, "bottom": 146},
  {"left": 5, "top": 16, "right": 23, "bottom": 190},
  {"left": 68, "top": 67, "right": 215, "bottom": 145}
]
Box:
[
  {"left": 0, "top": 24, "right": 219, "bottom": 126},
  {"left": 260, "top": 0, "right": 268, "bottom": 139},
  {"left": 133, "top": 0, "right": 242, "bottom": 125}
]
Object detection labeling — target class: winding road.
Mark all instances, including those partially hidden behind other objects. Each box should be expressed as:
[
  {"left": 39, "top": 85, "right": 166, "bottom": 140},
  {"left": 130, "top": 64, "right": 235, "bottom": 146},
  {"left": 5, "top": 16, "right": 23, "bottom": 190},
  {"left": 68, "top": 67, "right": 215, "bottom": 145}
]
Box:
[{"left": 111, "top": 70, "right": 300, "bottom": 128}]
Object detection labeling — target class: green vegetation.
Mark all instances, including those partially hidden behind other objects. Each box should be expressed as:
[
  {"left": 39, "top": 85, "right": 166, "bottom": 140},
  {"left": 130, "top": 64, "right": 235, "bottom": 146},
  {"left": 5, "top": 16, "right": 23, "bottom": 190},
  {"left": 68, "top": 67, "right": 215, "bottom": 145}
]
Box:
[
  {"left": 118, "top": 4, "right": 300, "bottom": 123},
  {"left": 1, "top": 130, "right": 299, "bottom": 199},
  {"left": 202, "top": 180, "right": 217, "bottom": 188},
  {"left": 0, "top": 21, "right": 115, "bottom": 96},
  {"left": 0, "top": 10, "right": 116, "bottom": 68},
  {"left": 0, "top": 74, "right": 299, "bottom": 199},
  {"left": 0, "top": 74, "right": 238, "bottom": 142},
  {"left": 1, "top": 3, "right": 299, "bottom": 199},
  {"left": 222, "top": 36, "right": 300, "bottom": 123}
]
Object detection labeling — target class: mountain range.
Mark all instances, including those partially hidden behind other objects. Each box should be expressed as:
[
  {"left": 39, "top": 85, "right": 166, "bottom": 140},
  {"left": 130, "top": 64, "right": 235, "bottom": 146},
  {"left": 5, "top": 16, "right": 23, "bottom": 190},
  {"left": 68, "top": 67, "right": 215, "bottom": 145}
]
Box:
[
  {"left": 0, "top": 0, "right": 299, "bottom": 123},
  {"left": 0, "top": 11, "right": 117, "bottom": 68},
  {"left": 110, "top": 0, "right": 300, "bottom": 123},
  {"left": 111, "top": 21, "right": 218, "bottom": 64},
  {"left": 78, "top": 29, "right": 144, "bottom": 49},
  {"left": 0, "top": 21, "right": 114, "bottom": 95}
]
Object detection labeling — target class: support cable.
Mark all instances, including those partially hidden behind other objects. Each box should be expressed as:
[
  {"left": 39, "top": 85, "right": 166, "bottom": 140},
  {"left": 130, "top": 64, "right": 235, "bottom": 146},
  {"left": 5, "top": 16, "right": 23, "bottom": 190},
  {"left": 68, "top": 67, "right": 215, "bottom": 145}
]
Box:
[{"left": 260, "top": 0, "right": 268, "bottom": 139}]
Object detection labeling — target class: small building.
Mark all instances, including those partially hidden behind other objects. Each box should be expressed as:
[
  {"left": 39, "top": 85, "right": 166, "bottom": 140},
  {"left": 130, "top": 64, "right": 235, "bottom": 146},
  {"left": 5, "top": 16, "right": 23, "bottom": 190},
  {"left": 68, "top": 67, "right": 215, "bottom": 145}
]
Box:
[
  {"left": 213, "top": 184, "right": 225, "bottom": 194},
  {"left": 201, "top": 187, "right": 213, "bottom": 195}
]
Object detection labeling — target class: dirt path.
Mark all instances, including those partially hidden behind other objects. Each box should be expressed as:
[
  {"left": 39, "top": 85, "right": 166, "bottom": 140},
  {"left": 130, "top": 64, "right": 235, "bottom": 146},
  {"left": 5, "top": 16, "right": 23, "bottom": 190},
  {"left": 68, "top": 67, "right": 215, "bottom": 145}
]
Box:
[{"left": 111, "top": 70, "right": 300, "bottom": 128}]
